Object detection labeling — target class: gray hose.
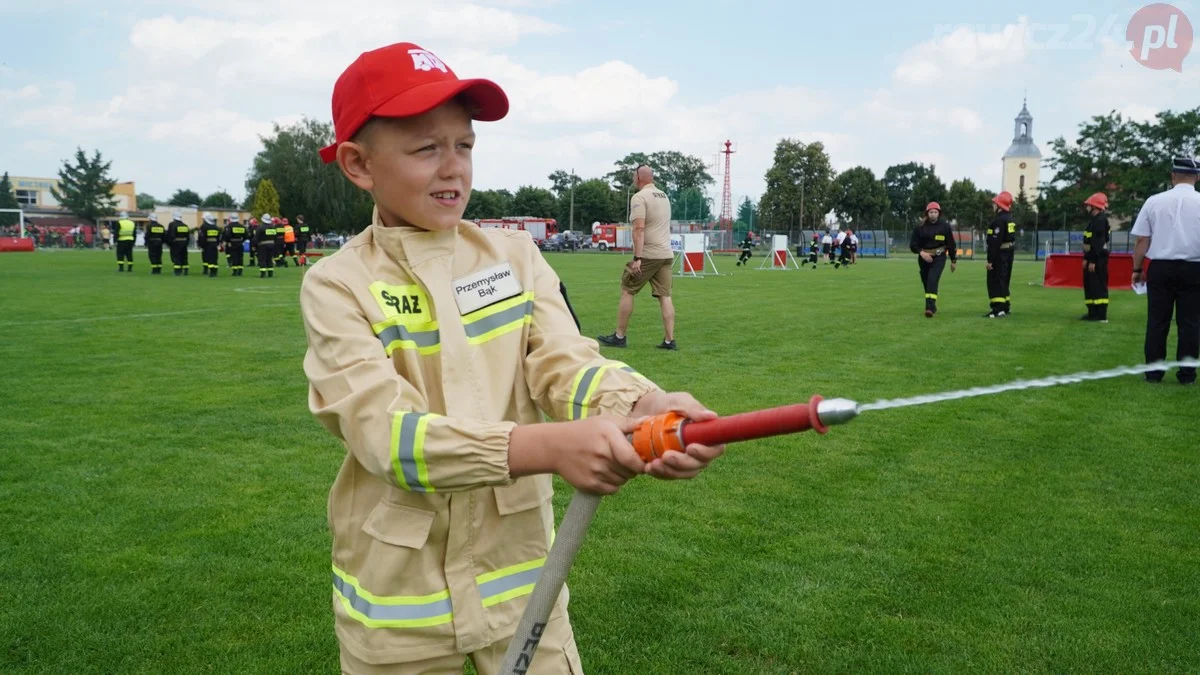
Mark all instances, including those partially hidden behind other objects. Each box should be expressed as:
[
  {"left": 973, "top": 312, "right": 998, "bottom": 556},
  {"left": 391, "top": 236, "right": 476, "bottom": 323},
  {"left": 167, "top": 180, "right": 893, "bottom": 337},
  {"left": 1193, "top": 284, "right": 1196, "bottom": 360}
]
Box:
[{"left": 499, "top": 490, "right": 602, "bottom": 673}]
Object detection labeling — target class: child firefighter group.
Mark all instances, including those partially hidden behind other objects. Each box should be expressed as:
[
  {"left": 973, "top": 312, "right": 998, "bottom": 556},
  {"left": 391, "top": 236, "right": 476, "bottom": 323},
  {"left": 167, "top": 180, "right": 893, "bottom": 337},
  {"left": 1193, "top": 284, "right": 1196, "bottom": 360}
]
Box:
[{"left": 108, "top": 210, "right": 315, "bottom": 277}]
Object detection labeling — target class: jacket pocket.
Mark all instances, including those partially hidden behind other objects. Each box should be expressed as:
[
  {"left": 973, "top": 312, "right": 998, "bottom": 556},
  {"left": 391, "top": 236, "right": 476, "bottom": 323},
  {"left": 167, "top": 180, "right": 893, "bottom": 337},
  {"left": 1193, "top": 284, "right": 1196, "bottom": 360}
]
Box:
[
  {"left": 493, "top": 475, "right": 554, "bottom": 515},
  {"left": 362, "top": 500, "right": 435, "bottom": 549}
]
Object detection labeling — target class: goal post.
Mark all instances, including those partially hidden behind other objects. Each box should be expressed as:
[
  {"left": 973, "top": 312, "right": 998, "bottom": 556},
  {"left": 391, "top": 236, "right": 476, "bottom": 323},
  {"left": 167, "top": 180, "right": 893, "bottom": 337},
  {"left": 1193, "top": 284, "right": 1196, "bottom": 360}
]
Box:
[{"left": 0, "top": 208, "right": 26, "bottom": 238}]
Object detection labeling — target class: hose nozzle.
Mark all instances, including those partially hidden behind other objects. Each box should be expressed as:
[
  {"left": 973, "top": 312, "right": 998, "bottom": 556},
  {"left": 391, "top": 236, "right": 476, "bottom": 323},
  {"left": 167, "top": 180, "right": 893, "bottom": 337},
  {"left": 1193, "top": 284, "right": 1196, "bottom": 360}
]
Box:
[{"left": 816, "top": 398, "right": 859, "bottom": 427}]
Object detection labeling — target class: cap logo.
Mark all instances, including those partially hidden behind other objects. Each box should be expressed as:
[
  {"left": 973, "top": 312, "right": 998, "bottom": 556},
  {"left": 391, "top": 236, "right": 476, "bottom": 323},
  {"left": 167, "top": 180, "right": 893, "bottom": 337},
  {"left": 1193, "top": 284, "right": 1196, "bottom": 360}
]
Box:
[{"left": 408, "top": 49, "right": 448, "bottom": 73}]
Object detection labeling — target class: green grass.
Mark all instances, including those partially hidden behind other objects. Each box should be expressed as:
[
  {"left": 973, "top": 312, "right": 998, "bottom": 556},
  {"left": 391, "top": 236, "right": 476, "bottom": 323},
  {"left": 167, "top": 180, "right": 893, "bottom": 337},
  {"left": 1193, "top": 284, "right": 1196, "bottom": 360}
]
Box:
[{"left": 1, "top": 250, "right": 1197, "bottom": 674}]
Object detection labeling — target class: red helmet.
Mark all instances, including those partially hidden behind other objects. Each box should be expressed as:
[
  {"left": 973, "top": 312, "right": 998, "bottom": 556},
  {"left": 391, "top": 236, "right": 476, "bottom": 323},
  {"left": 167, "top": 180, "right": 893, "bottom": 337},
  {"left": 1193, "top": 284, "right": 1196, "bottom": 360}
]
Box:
[
  {"left": 992, "top": 191, "right": 1013, "bottom": 211},
  {"left": 282, "top": 218, "right": 290, "bottom": 225},
  {"left": 249, "top": 218, "right": 258, "bottom": 225},
  {"left": 925, "top": 202, "right": 941, "bottom": 213},
  {"left": 1084, "top": 193, "right": 1108, "bottom": 210}
]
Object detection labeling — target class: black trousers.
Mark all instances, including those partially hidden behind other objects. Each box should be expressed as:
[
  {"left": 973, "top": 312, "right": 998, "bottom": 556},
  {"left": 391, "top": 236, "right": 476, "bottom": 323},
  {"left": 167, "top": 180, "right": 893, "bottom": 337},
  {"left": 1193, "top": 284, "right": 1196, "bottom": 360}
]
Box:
[
  {"left": 1083, "top": 257, "right": 1110, "bottom": 319},
  {"left": 249, "top": 242, "right": 257, "bottom": 266},
  {"left": 258, "top": 243, "right": 275, "bottom": 276},
  {"left": 202, "top": 244, "right": 219, "bottom": 274},
  {"left": 1145, "top": 260, "right": 1200, "bottom": 383},
  {"left": 147, "top": 241, "right": 163, "bottom": 273},
  {"left": 170, "top": 242, "right": 189, "bottom": 274},
  {"left": 228, "top": 244, "right": 245, "bottom": 273},
  {"left": 1001, "top": 250, "right": 1014, "bottom": 310},
  {"left": 739, "top": 250, "right": 752, "bottom": 264},
  {"left": 297, "top": 240, "right": 308, "bottom": 255},
  {"left": 116, "top": 240, "right": 134, "bottom": 269},
  {"left": 919, "top": 255, "right": 948, "bottom": 312},
  {"left": 987, "top": 254, "right": 1013, "bottom": 313}
]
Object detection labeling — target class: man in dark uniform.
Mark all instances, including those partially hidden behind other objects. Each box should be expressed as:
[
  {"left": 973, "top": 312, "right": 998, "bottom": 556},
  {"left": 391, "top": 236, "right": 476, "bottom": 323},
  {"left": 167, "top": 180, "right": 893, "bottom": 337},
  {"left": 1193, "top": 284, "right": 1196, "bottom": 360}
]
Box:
[
  {"left": 222, "top": 213, "right": 248, "bottom": 276},
  {"left": 1081, "top": 193, "right": 1111, "bottom": 322},
  {"left": 247, "top": 218, "right": 258, "bottom": 267},
  {"left": 985, "top": 191, "right": 1015, "bottom": 318},
  {"left": 834, "top": 230, "right": 850, "bottom": 269},
  {"left": 801, "top": 233, "right": 820, "bottom": 268},
  {"left": 737, "top": 234, "right": 753, "bottom": 266},
  {"left": 198, "top": 212, "right": 222, "bottom": 277},
  {"left": 166, "top": 210, "right": 190, "bottom": 276},
  {"left": 115, "top": 211, "right": 136, "bottom": 272},
  {"left": 909, "top": 202, "right": 957, "bottom": 317},
  {"left": 274, "top": 216, "right": 289, "bottom": 268},
  {"left": 145, "top": 214, "right": 166, "bottom": 274},
  {"left": 295, "top": 214, "right": 312, "bottom": 267},
  {"left": 255, "top": 214, "right": 277, "bottom": 278}
]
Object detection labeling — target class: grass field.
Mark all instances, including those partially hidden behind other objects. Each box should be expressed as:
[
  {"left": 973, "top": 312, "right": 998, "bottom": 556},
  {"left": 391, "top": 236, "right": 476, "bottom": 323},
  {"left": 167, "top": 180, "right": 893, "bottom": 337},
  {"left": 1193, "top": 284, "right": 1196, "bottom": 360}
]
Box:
[{"left": 2, "top": 249, "right": 1197, "bottom": 674}]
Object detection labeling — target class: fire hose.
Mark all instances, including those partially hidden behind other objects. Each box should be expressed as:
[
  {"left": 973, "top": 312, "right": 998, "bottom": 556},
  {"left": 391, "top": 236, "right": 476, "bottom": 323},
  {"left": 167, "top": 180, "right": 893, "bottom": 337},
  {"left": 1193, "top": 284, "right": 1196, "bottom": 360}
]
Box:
[{"left": 499, "top": 395, "right": 859, "bottom": 673}]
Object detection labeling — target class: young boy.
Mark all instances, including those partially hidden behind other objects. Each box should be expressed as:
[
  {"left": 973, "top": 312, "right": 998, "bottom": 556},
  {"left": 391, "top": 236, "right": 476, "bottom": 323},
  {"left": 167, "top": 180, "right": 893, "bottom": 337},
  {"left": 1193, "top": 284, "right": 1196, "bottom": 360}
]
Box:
[{"left": 300, "top": 42, "right": 725, "bottom": 674}]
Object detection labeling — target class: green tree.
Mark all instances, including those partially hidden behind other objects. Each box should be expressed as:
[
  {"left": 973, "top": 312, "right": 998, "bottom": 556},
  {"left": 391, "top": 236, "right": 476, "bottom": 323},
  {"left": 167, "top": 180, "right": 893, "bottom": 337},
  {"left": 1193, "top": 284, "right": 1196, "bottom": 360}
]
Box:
[
  {"left": 605, "top": 150, "right": 714, "bottom": 199},
  {"left": 561, "top": 179, "right": 616, "bottom": 228},
  {"left": 547, "top": 170, "right": 581, "bottom": 199},
  {"left": 674, "top": 186, "right": 712, "bottom": 222},
  {"left": 944, "top": 178, "right": 994, "bottom": 229},
  {"left": 883, "top": 162, "right": 934, "bottom": 222},
  {"left": 759, "top": 139, "right": 834, "bottom": 232},
  {"left": 736, "top": 196, "right": 758, "bottom": 228},
  {"left": 463, "top": 189, "right": 514, "bottom": 220},
  {"left": 136, "top": 193, "right": 157, "bottom": 210},
  {"left": 510, "top": 186, "right": 557, "bottom": 218},
  {"left": 0, "top": 172, "right": 20, "bottom": 227},
  {"left": 832, "top": 166, "right": 888, "bottom": 227},
  {"left": 1012, "top": 188, "right": 1037, "bottom": 230},
  {"left": 251, "top": 178, "right": 281, "bottom": 219},
  {"left": 168, "top": 189, "right": 202, "bottom": 207},
  {"left": 910, "top": 171, "right": 948, "bottom": 221},
  {"left": 201, "top": 190, "right": 237, "bottom": 208},
  {"left": 49, "top": 148, "right": 117, "bottom": 225}
]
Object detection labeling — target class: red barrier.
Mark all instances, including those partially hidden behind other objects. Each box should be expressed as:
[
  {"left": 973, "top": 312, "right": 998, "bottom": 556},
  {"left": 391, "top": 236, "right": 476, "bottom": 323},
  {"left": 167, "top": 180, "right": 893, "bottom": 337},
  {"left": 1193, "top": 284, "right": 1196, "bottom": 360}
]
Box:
[
  {"left": 1043, "top": 253, "right": 1141, "bottom": 290},
  {"left": 0, "top": 237, "right": 34, "bottom": 252}
]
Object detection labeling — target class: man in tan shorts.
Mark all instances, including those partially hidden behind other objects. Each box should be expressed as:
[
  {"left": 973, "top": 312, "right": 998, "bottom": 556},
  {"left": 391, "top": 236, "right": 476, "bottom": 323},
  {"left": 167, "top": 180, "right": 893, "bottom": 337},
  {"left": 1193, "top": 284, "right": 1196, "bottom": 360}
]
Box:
[{"left": 598, "top": 165, "right": 678, "bottom": 350}]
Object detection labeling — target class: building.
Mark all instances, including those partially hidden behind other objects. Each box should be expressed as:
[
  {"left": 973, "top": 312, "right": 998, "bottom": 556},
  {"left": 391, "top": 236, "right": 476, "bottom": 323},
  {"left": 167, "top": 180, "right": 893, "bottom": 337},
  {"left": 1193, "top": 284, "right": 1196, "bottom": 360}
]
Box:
[
  {"left": 1001, "top": 99, "right": 1042, "bottom": 204},
  {"left": 9, "top": 176, "right": 138, "bottom": 213}
]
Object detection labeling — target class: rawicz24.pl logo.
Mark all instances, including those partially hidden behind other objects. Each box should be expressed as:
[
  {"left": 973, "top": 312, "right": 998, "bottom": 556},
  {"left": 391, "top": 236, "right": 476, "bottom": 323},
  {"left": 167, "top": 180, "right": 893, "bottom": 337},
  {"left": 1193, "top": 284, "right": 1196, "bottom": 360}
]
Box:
[{"left": 1127, "top": 3, "right": 1193, "bottom": 71}]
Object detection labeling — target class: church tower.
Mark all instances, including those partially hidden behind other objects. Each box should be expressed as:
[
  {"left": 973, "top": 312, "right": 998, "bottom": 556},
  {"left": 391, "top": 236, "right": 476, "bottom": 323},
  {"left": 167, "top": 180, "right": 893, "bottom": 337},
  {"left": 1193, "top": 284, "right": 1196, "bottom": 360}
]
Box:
[{"left": 1001, "top": 98, "right": 1042, "bottom": 204}]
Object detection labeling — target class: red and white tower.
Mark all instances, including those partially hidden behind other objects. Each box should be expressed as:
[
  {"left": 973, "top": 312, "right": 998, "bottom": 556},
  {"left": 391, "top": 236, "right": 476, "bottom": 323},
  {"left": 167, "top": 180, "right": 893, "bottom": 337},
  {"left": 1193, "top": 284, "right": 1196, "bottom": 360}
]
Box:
[{"left": 718, "top": 140, "right": 735, "bottom": 228}]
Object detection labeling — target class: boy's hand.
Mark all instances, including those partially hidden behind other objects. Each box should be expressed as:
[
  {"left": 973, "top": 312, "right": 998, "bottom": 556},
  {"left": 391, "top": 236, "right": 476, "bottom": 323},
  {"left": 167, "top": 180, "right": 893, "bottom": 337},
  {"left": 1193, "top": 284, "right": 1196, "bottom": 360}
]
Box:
[
  {"left": 509, "top": 418, "right": 645, "bottom": 495},
  {"left": 630, "top": 391, "right": 726, "bottom": 480}
]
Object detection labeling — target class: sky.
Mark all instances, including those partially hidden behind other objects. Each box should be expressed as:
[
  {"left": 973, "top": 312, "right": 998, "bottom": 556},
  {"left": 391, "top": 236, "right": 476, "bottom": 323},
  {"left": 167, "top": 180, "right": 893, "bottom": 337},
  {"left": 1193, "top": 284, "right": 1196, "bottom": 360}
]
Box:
[{"left": 2, "top": 0, "right": 1198, "bottom": 212}]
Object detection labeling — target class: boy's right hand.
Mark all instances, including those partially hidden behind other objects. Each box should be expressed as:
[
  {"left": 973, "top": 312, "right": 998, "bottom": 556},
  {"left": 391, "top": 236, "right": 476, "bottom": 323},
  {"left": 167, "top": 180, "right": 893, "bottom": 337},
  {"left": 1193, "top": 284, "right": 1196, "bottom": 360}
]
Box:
[{"left": 509, "top": 417, "right": 646, "bottom": 495}]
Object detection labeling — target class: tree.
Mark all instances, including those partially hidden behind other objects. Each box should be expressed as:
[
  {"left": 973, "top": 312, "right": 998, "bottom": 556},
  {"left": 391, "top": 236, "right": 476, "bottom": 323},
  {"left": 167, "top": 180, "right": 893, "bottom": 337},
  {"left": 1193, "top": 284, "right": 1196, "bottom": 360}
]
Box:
[
  {"left": 250, "top": 178, "right": 281, "bottom": 219},
  {"left": 560, "top": 179, "right": 616, "bottom": 229},
  {"left": 944, "top": 178, "right": 994, "bottom": 229},
  {"left": 883, "top": 162, "right": 934, "bottom": 222},
  {"left": 49, "top": 147, "right": 117, "bottom": 225},
  {"left": 604, "top": 150, "right": 714, "bottom": 199},
  {"left": 736, "top": 197, "right": 758, "bottom": 228},
  {"left": 136, "top": 193, "right": 157, "bottom": 210},
  {"left": 758, "top": 139, "right": 834, "bottom": 232},
  {"left": 547, "top": 170, "right": 581, "bottom": 198},
  {"left": 0, "top": 173, "right": 20, "bottom": 227},
  {"left": 673, "top": 186, "right": 713, "bottom": 222},
  {"left": 909, "top": 171, "right": 948, "bottom": 221},
  {"left": 246, "top": 118, "right": 374, "bottom": 233},
  {"left": 510, "top": 186, "right": 557, "bottom": 218},
  {"left": 832, "top": 166, "right": 888, "bottom": 227},
  {"left": 463, "top": 189, "right": 513, "bottom": 220},
  {"left": 168, "top": 189, "right": 202, "bottom": 207},
  {"left": 1012, "top": 188, "right": 1037, "bottom": 230},
  {"left": 201, "top": 190, "right": 237, "bottom": 208}
]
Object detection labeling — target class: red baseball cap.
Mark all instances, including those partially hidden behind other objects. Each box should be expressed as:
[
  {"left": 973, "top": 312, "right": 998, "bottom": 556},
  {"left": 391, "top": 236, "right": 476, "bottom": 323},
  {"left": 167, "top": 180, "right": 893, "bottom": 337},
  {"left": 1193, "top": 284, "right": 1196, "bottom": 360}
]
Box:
[{"left": 319, "top": 42, "right": 509, "bottom": 164}]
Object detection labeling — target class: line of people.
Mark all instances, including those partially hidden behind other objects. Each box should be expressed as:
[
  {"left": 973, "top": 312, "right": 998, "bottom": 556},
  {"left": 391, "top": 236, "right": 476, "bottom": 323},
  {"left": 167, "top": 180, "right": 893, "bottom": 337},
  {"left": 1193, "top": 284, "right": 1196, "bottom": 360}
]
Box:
[{"left": 114, "top": 210, "right": 314, "bottom": 277}]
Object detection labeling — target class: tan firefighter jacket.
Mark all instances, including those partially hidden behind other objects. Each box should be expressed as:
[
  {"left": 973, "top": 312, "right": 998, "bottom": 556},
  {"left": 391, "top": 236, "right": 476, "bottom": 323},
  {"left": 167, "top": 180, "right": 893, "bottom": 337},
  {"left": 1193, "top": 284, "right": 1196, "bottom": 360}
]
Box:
[{"left": 299, "top": 208, "right": 660, "bottom": 665}]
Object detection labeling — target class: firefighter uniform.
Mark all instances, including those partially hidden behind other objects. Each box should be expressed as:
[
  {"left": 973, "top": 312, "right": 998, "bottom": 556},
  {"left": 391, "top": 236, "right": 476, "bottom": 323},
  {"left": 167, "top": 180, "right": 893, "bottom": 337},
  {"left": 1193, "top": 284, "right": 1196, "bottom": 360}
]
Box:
[
  {"left": 300, "top": 209, "right": 657, "bottom": 672},
  {"left": 145, "top": 216, "right": 166, "bottom": 274},
  {"left": 802, "top": 234, "right": 820, "bottom": 268},
  {"left": 166, "top": 214, "right": 191, "bottom": 275},
  {"left": 834, "top": 231, "right": 849, "bottom": 269},
  {"left": 115, "top": 214, "right": 136, "bottom": 272},
  {"left": 296, "top": 216, "right": 312, "bottom": 266},
  {"left": 255, "top": 216, "right": 277, "bottom": 278},
  {"left": 909, "top": 208, "right": 957, "bottom": 316},
  {"left": 1082, "top": 196, "right": 1111, "bottom": 322},
  {"left": 283, "top": 221, "right": 298, "bottom": 265},
  {"left": 736, "top": 236, "right": 753, "bottom": 266},
  {"left": 275, "top": 218, "right": 289, "bottom": 267},
  {"left": 222, "top": 216, "right": 248, "bottom": 276},
  {"left": 985, "top": 208, "right": 1016, "bottom": 317},
  {"left": 198, "top": 214, "right": 222, "bottom": 277},
  {"left": 247, "top": 219, "right": 259, "bottom": 267}
]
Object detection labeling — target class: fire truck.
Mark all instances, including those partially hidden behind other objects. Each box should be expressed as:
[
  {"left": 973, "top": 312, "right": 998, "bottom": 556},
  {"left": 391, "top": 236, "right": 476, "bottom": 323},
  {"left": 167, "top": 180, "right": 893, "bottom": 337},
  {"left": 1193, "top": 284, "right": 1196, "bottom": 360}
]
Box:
[
  {"left": 473, "top": 217, "right": 558, "bottom": 243},
  {"left": 591, "top": 223, "right": 632, "bottom": 251}
]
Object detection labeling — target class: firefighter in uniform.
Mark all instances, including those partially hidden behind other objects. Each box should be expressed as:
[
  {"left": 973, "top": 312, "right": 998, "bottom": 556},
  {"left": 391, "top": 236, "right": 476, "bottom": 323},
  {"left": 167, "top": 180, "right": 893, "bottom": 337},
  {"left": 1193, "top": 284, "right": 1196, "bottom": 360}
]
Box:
[
  {"left": 834, "top": 230, "right": 850, "bottom": 269},
  {"left": 115, "top": 211, "right": 136, "bottom": 272},
  {"left": 247, "top": 218, "right": 259, "bottom": 267},
  {"left": 283, "top": 217, "right": 298, "bottom": 266},
  {"left": 198, "top": 212, "right": 222, "bottom": 277},
  {"left": 274, "top": 217, "right": 289, "bottom": 267},
  {"left": 736, "top": 233, "right": 753, "bottom": 266},
  {"left": 304, "top": 42, "right": 724, "bottom": 674},
  {"left": 255, "top": 214, "right": 277, "bottom": 278},
  {"left": 984, "top": 191, "right": 1016, "bottom": 318},
  {"left": 801, "top": 233, "right": 820, "bottom": 268},
  {"left": 910, "top": 202, "right": 957, "bottom": 317},
  {"left": 222, "top": 213, "right": 248, "bottom": 276},
  {"left": 295, "top": 214, "right": 312, "bottom": 266},
  {"left": 166, "top": 210, "right": 191, "bottom": 275},
  {"left": 145, "top": 214, "right": 166, "bottom": 274},
  {"left": 1081, "top": 193, "right": 1111, "bottom": 322}
]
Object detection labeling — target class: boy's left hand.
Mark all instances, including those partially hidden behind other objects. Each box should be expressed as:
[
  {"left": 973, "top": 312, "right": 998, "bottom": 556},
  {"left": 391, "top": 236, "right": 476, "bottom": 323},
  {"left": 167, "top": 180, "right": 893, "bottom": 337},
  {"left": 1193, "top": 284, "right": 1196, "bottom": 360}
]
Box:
[{"left": 630, "top": 391, "right": 726, "bottom": 480}]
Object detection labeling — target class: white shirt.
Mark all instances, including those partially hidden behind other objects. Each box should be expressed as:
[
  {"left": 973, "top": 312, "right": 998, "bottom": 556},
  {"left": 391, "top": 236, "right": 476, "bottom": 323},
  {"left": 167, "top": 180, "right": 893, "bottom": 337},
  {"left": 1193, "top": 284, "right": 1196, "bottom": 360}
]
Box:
[
  {"left": 1131, "top": 184, "right": 1200, "bottom": 261},
  {"left": 835, "top": 232, "right": 847, "bottom": 245},
  {"left": 850, "top": 234, "right": 859, "bottom": 245},
  {"left": 821, "top": 235, "right": 832, "bottom": 245}
]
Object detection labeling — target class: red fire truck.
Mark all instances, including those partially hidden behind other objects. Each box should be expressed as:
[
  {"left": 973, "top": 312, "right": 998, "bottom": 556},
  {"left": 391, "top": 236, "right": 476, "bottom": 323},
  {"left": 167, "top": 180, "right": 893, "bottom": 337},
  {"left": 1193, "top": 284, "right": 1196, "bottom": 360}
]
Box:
[
  {"left": 591, "top": 223, "right": 632, "bottom": 251},
  {"left": 473, "top": 217, "right": 558, "bottom": 243}
]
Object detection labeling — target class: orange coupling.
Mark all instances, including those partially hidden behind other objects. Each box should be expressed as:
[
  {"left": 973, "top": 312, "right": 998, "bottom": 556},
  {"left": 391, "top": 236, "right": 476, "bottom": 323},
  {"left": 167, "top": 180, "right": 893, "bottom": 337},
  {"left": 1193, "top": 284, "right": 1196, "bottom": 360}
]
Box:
[{"left": 630, "top": 411, "right": 688, "bottom": 461}]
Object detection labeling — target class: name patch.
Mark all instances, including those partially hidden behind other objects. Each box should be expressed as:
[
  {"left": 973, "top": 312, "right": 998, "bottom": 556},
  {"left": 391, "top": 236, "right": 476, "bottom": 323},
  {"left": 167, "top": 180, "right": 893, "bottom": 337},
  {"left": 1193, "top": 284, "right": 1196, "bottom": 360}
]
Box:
[
  {"left": 369, "top": 282, "right": 432, "bottom": 324},
  {"left": 452, "top": 263, "right": 523, "bottom": 315}
]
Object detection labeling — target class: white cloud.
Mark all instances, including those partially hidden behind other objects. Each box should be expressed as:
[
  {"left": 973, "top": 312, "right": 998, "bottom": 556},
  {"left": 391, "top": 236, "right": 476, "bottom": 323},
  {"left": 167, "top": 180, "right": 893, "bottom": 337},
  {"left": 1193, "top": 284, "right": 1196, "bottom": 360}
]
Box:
[{"left": 895, "top": 18, "right": 1030, "bottom": 88}]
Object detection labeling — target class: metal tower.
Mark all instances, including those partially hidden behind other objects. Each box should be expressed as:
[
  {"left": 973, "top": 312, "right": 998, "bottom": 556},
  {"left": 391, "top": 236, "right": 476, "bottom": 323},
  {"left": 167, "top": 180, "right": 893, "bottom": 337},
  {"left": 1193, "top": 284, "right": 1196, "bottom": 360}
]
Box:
[{"left": 719, "top": 140, "right": 735, "bottom": 228}]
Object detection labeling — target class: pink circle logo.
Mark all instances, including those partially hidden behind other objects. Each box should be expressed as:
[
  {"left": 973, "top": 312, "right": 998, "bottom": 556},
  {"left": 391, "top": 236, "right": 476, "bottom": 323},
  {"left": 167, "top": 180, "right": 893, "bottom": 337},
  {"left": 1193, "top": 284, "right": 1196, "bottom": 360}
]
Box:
[{"left": 1127, "top": 3, "right": 1193, "bottom": 72}]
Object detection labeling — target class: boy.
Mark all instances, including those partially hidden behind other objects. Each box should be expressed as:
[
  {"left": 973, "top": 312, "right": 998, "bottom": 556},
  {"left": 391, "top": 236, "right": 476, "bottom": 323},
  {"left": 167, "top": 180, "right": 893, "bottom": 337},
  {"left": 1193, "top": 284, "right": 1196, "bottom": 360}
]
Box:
[{"left": 300, "top": 42, "right": 725, "bottom": 674}]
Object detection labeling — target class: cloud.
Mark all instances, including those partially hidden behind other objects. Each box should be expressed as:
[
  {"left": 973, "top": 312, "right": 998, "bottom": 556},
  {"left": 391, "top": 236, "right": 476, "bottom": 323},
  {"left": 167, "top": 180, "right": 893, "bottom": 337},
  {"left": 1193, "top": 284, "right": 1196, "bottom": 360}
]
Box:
[{"left": 895, "top": 18, "right": 1030, "bottom": 88}]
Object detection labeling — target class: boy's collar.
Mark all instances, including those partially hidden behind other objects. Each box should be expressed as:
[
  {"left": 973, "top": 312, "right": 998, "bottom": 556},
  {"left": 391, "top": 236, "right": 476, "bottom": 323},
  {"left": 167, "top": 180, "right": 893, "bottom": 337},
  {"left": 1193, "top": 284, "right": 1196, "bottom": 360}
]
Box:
[{"left": 369, "top": 205, "right": 458, "bottom": 266}]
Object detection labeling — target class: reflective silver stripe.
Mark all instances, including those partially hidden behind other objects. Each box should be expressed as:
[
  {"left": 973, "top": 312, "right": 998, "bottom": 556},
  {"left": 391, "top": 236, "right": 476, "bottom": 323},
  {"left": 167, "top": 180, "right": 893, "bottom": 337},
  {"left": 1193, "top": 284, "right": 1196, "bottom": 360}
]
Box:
[
  {"left": 377, "top": 323, "right": 440, "bottom": 353},
  {"left": 479, "top": 566, "right": 542, "bottom": 601},
  {"left": 396, "top": 413, "right": 429, "bottom": 493},
  {"left": 332, "top": 573, "right": 453, "bottom": 621},
  {"left": 571, "top": 367, "right": 601, "bottom": 420},
  {"left": 462, "top": 300, "right": 534, "bottom": 339}
]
